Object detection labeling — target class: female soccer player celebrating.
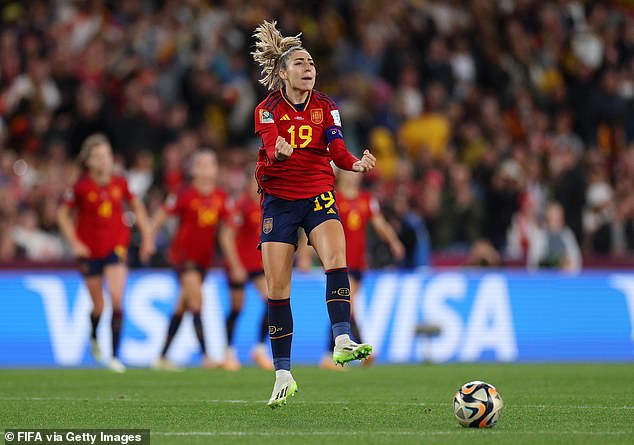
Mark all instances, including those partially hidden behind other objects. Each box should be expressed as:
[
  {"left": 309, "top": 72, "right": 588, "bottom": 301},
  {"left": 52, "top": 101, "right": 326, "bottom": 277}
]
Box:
[
  {"left": 57, "top": 133, "right": 155, "bottom": 373},
  {"left": 152, "top": 149, "right": 233, "bottom": 370},
  {"left": 252, "top": 21, "right": 376, "bottom": 408}
]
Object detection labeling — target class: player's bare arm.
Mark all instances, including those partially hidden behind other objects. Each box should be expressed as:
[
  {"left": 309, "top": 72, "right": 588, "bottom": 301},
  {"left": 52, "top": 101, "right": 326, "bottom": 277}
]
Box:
[
  {"left": 219, "top": 224, "right": 248, "bottom": 283},
  {"left": 130, "top": 197, "right": 156, "bottom": 263},
  {"left": 371, "top": 213, "right": 405, "bottom": 260},
  {"left": 57, "top": 205, "right": 90, "bottom": 258}
]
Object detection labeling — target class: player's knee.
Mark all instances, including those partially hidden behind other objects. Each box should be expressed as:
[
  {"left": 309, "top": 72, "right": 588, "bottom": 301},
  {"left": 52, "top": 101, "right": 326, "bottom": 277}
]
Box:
[
  {"left": 320, "top": 251, "right": 347, "bottom": 270},
  {"left": 175, "top": 299, "right": 187, "bottom": 314},
  {"left": 188, "top": 298, "right": 202, "bottom": 313},
  {"left": 267, "top": 282, "right": 290, "bottom": 298},
  {"left": 92, "top": 300, "right": 104, "bottom": 314}
]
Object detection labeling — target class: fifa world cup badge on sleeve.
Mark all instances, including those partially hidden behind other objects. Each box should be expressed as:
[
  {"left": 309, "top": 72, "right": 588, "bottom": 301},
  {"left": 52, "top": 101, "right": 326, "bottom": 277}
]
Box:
[
  {"left": 331, "top": 110, "right": 341, "bottom": 126},
  {"left": 263, "top": 217, "right": 273, "bottom": 234},
  {"left": 259, "top": 109, "right": 274, "bottom": 124}
]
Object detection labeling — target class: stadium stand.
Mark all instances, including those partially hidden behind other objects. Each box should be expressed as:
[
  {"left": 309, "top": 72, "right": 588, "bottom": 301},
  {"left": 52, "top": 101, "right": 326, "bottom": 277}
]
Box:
[{"left": 0, "top": 0, "right": 633, "bottom": 269}]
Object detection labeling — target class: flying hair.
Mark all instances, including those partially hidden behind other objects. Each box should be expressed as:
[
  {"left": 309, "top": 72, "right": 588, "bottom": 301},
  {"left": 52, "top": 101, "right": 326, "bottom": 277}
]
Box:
[{"left": 251, "top": 20, "right": 304, "bottom": 91}]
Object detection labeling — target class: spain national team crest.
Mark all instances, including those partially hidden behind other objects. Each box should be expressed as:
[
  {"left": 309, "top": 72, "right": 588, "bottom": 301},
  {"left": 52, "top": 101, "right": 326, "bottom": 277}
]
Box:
[
  {"left": 310, "top": 109, "right": 323, "bottom": 124},
  {"left": 263, "top": 217, "right": 273, "bottom": 234}
]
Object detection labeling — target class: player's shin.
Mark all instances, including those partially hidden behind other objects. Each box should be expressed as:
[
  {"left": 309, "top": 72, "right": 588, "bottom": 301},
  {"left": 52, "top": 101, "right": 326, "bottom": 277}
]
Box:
[
  {"left": 111, "top": 310, "right": 123, "bottom": 357},
  {"left": 90, "top": 312, "right": 101, "bottom": 339},
  {"left": 225, "top": 309, "right": 240, "bottom": 345},
  {"left": 325, "top": 268, "right": 351, "bottom": 343},
  {"left": 192, "top": 311, "right": 206, "bottom": 354},
  {"left": 326, "top": 268, "right": 372, "bottom": 365},
  {"left": 161, "top": 313, "right": 183, "bottom": 356},
  {"left": 267, "top": 298, "right": 293, "bottom": 371},
  {"left": 258, "top": 306, "right": 269, "bottom": 343}
]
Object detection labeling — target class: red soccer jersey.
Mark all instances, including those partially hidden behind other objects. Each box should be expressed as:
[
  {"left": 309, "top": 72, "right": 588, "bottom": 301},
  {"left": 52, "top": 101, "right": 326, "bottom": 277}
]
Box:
[
  {"left": 228, "top": 193, "right": 263, "bottom": 272},
  {"left": 254, "top": 88, "right": 359, "bottom": 200},
  {"left": 337, "top": 190, "right": 380, "bottom": 270},
  {"left": 62, "top": 175, "right": 134, "bottom": 259},
  {"left": 164, "top": 186, "right": 230, "bottom": 269}
]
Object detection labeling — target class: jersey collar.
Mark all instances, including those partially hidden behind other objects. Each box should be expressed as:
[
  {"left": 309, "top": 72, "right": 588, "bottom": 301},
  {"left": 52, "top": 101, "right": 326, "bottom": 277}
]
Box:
[{"left": 280, "top": 88, "right": 313, "bottom": 112}]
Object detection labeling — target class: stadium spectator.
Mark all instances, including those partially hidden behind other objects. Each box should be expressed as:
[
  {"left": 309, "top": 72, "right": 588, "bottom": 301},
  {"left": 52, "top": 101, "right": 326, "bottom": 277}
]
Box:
[
  {"left": 126, "top": 149, "right": 154, "bottom": 199},
  {"left": 483, "top": 159, "right": 523, "bottom": 251},
  {"left": 507, "top": 193, "right": 540, "bottom": 262},
  {"left": 528, "top": 201, "right": 582, "bottom": 272},
  {"left": 435, "top": 163, "right": 484, "bottom": 252},
  {"left": 11, "top": 207, "right": 65, "bottom": 260},
  {"left": 398, "top": 81, "right": 451, "bottom": 161}
]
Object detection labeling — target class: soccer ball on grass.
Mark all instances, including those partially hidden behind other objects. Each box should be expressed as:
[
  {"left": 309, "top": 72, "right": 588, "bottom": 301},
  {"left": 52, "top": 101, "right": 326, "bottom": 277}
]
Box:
[{"left": 453, "top": 381, "right": 503, "bottom": 428}]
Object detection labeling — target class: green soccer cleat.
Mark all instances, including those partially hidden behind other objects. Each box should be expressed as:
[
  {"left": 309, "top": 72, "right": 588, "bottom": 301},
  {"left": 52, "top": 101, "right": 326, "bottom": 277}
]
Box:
[
  {"left": 332, "top": 337, "right": 373, "bottom": 366},
  {"left": 267, "top": 371, "right": 298, "bottom": 409}
]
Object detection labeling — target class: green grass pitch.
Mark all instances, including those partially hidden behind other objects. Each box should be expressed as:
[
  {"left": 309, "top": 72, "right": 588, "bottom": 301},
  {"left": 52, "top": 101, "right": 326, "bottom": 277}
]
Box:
[{"left": 1, "top": 364, "right": 633, "bottom": 444}]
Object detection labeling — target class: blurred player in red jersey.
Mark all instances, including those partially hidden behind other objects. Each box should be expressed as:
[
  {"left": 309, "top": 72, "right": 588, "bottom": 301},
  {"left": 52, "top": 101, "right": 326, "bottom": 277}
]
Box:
[
  {"left": 252, "top": 21, "right": 376, "bottom": 408},
  {"left": 320, "top": 170, "right": 405, "bottom": 370},
  {"left": 219, "top": 174, "right": 273, "bottom": 371},
  {"left": 151, "top": 149, "right": 235, "bottom": 370},
  {"left": 57, "top": 134, "right": 155, "bottom": 373}
]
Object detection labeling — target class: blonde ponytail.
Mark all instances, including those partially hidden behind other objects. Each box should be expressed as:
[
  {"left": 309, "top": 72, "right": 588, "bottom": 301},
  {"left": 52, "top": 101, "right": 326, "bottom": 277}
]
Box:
[{"left": 251, "top": 20, "right": 304, "bottom": 91}]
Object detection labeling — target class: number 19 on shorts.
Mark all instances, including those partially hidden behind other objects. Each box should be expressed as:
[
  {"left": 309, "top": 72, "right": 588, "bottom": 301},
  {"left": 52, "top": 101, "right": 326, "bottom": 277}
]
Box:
[{"left": 313, "top": 191, "right": 335, "bottom": 211}]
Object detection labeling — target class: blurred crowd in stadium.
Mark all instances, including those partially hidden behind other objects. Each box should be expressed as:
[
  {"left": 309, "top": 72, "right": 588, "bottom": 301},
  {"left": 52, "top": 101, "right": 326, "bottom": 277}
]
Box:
[{"left": 1, "top": 0, "right": 633, "bottom": 270}]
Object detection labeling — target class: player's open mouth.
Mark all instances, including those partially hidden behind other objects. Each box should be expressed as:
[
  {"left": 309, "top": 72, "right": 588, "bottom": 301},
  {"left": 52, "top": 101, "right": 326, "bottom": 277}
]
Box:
[{"left": 302, "top": 77, "right": 313, "bottom": 81}]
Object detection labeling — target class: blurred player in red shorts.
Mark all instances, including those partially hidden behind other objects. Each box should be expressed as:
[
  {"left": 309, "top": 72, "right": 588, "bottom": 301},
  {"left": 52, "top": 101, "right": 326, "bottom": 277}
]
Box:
[
  {"left": 219, "top": 174, "right": 273, "bottom": 371},
  {"left": 57, "top": 133, "right": 155, "bottom": 373},
  {"left": 320, "top": 170, "right": 404, "bottom": 370},
  {"left": 152, "top": 149, "right": 234, "bottom": 370}
]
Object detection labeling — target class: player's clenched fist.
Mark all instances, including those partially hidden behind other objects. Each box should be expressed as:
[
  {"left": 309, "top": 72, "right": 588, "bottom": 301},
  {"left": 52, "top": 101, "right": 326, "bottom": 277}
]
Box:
[
  {"left": 352, "top": 149, "right": 376, "bottom": 173},
  {"left": 274, "top": 136, "right": 293, "bottom": 161}
]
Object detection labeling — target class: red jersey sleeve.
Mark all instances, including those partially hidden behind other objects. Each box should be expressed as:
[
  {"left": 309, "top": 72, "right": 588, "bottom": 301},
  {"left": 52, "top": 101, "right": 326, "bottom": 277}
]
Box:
[
  {"left": 323, "top": 106, "right": 358, "bottom": 171},
  {"left": 163, "top": 192, "right": 182, "bottom": 216},
  {"left": 219, "top": 192, "right": 232, "bottom": 221},
  {"left": 61, "top": 182, "right": 80, "bottom": 208},
  {"left": 254, "top": 106, "right": 279, "bottom": 164},
  {"left": 120, "top": 177, "right": 134, "bottom": 202},
  {"left": 227, "top": 200, "right": 244, "bottom": 229},
  {"left": 369, "top": 195, "right": 381, "bottom": 217}
]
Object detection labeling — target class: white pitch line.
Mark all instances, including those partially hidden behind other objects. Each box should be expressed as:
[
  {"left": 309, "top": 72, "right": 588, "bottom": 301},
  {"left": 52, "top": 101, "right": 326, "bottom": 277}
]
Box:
[
  {"left": 2, "top": 397, "right": 633, "bottom": 411},
  {"left": 153, "top": 431, "right": 633, "bottom": 437},
  {"left": 153, "top": 432, "right": 454, "bottom": 437}
]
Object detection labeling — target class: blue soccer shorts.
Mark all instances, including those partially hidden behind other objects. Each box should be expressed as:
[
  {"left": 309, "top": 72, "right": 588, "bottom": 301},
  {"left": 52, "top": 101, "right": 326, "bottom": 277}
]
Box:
[
  {"left": 78, "top": 246, "right": 127, "bottom": 277},
  {"left": 260, "top": 191, "right": 341, "bottom": 247}
]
